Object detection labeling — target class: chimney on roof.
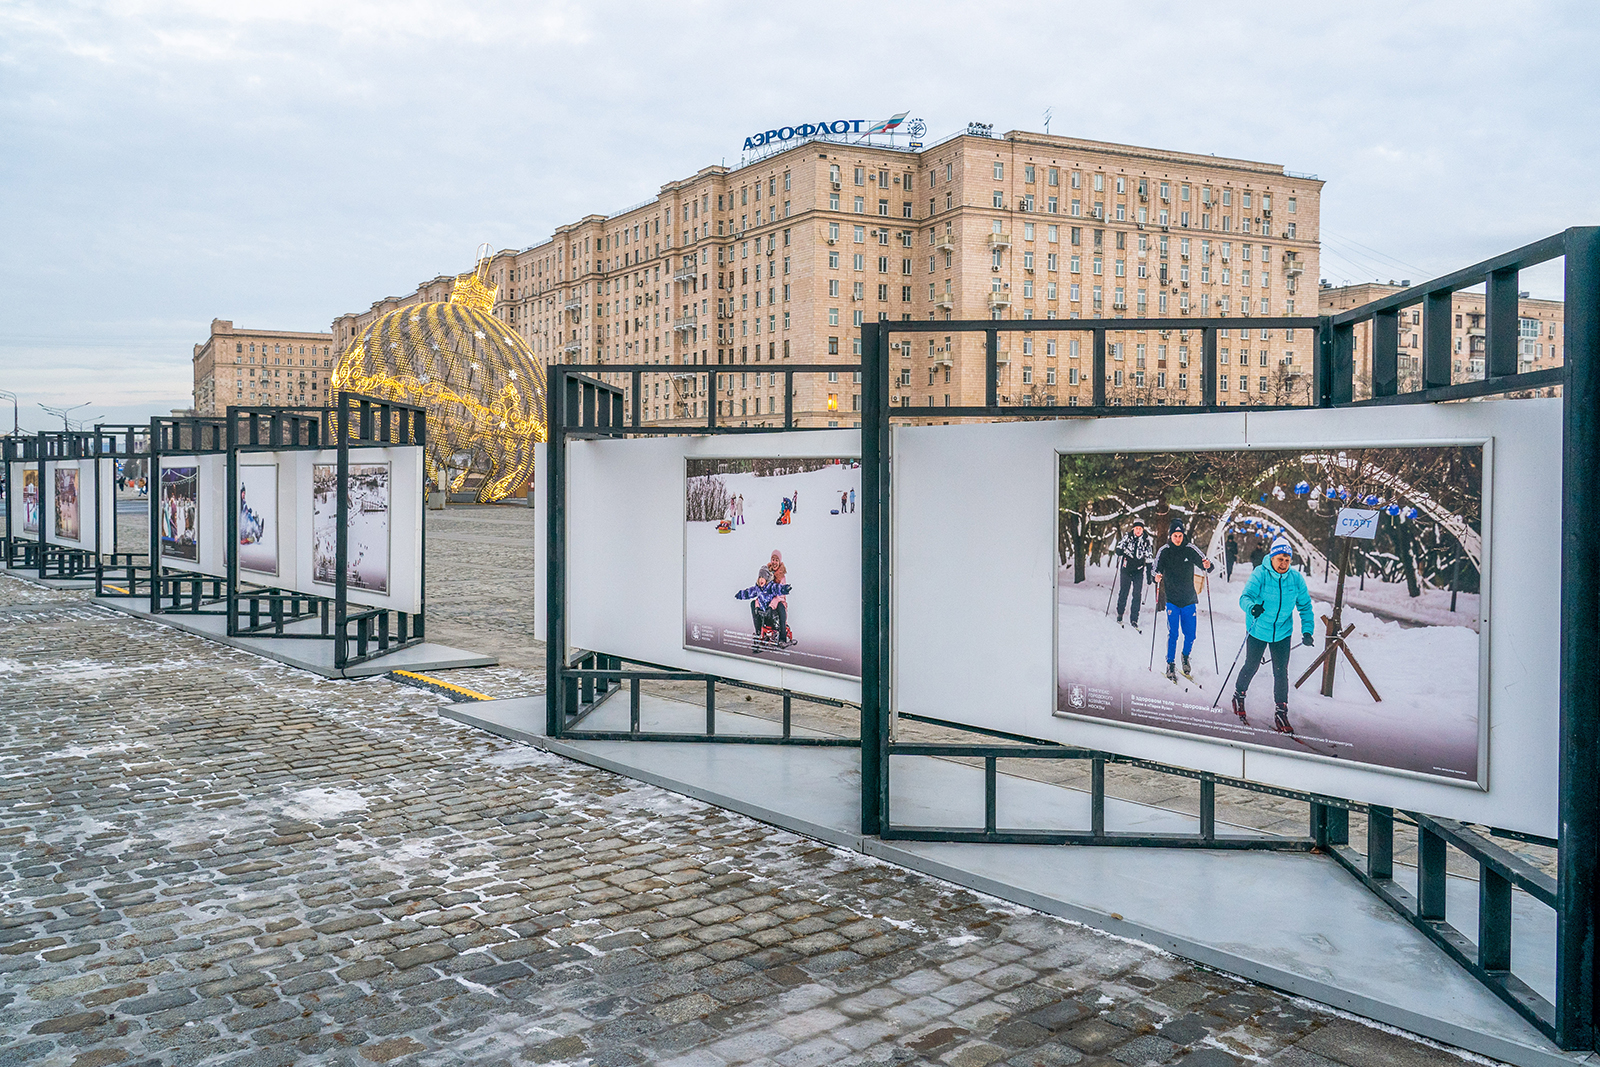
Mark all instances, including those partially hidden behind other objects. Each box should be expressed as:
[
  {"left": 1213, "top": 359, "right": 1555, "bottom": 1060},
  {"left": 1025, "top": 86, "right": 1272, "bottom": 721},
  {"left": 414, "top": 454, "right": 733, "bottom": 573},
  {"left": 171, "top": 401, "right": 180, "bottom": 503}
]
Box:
[{"left": 1400, "top": 279, "right": 1410, "bottom": 287}]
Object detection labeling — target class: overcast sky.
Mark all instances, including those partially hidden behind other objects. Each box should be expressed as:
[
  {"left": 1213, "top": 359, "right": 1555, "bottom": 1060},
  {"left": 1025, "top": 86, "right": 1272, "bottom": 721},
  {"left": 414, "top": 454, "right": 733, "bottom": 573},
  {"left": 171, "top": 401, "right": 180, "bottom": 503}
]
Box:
[{"left": 1, "top": 0, "right": 1594, "bottom": 432}]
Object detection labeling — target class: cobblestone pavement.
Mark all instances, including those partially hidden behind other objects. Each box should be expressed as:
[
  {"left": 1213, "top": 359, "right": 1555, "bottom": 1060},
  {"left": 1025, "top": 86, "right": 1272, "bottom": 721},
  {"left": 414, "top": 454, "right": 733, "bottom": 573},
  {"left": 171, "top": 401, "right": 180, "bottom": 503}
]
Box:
[{"left": 1, "top": 566, "right": 1497, "bottom": 1066}]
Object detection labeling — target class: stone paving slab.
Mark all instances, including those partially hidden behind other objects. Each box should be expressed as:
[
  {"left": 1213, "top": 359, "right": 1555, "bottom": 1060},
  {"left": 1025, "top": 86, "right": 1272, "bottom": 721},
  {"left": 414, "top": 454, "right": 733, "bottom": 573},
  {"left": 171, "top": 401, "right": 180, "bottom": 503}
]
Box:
[{"left": 0, "top": 572, "right": 1510, "bottom": 1067}]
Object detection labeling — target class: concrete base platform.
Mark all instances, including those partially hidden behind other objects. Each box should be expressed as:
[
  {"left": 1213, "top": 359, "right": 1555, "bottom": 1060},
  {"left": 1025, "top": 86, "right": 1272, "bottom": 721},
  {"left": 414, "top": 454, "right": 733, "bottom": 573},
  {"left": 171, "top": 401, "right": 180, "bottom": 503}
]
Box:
[
  {"left": 441, "top": 692, "right": 1585, "bottom": 1067},
  {"left": 94, "top": 597, "right": 496, "bottom": 678},
  {"left": 2, "top": 566, "right": 99, "bottom": 590}
]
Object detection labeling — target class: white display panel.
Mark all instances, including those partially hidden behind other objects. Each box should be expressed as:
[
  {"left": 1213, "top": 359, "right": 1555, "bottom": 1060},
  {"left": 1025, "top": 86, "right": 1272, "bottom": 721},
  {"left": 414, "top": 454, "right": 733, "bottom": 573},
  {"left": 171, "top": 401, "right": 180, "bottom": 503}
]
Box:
[
  {"left": 892, "top": 402, "right": 1561, "bottom": 837},
  {"left": 568, "top": 432, "right": 861, "bottom": 704},
  {"left": 40, "top": 459, "right": 117, "bottom": 553},
  {"left": 158, "top": 454, "right": 227, "bottom": 577},
  {"left": 285, "top": 447, "right": 423, "bottom": 614},
  {"left": 8, "top": 463, "right": 40, "bottom": 537},
  {"left": 534, "top": 443, "right": 547, "bottom": 644}
]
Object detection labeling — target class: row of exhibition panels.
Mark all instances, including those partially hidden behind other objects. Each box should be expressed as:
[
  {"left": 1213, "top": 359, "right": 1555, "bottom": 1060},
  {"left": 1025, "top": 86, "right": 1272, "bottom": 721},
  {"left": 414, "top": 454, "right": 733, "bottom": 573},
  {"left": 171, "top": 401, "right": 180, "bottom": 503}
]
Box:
[
  {"left": 7, "top": 447, "right": 424, "bottom": 617},
  {"left": 537, "top": 399, "right": 1561, "bottom": 842},
  {"left": 7, "top": 457, "right": 118, "bottom": 555}
]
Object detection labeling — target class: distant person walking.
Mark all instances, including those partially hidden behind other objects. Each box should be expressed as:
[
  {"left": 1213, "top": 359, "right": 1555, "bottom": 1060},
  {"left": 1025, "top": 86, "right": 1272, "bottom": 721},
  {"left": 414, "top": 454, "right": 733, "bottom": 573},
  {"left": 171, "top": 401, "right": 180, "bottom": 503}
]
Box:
[
  {"left": 1249, "top": 542, "right": 1265, "bottom": 570},
  {"left": 1225, "top": 534, "right": 1238, "bottom": 582},
  {"left": 1154, "top": 518, "right": 1213, "bottom": 681}
]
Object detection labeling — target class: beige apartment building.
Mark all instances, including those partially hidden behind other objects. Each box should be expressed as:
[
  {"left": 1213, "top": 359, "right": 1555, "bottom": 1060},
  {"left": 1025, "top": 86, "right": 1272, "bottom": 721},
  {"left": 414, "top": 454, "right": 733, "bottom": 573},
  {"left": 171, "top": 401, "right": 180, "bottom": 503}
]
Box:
[
  {"left": 332, "top": 129, "right": 1325, "bottom": 424},
  {"left": 1318, "top": 283, "right": 1565, "bottom": 399},
  {"left": 192, "top": 319, "right": 337, "bottom": 416}
]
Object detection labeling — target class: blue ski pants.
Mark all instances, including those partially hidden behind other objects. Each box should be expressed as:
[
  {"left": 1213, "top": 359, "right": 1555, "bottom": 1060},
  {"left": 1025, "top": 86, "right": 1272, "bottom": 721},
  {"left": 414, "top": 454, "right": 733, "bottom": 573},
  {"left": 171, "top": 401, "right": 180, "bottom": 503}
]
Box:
[{"left": 1165, "top": 602, "right": 1197, "bottom": 663}]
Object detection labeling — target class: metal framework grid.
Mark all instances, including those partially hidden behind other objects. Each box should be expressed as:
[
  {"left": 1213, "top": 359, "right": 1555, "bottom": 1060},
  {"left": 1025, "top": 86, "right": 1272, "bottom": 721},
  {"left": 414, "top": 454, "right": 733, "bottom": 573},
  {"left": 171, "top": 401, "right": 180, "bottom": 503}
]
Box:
[
  {"left": 104, "top": 392, "right": 430, "bottom": 673},
  {"left": 3, "top": 426, "right": 144, "bottom": 581},
  {"left": 542, "top": 227, "right": 1598, "bottom": 1049}
]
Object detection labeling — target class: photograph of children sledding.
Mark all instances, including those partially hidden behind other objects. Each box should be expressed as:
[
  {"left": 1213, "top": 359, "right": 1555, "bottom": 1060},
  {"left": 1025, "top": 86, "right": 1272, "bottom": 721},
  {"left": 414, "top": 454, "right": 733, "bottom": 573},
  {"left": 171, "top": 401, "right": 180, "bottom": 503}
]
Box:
[
  {"left": 1055, "top": 445, "right": 1485, "bottom": 783},
  {"left": 683, "top": 456, "right": 862, "bottom": 678}
]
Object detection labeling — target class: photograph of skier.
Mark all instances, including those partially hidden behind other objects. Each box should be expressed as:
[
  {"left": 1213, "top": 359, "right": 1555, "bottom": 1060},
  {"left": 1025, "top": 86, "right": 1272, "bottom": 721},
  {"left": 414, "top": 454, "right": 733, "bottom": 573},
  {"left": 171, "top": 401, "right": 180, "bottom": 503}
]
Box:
[
  {"left": 1153, "top": 518, "right": 1215, "bottom": 683},
  {"left": 1229, "top": 537, "right": 1316, "bottom": 736},
  {"left": 1111, "top": 520, "right": 1153, "bottom": 630},
  {"left": 1055, "top": 444, "right": 1487, "bottom": 784},
  {"left": 684, "top": 456, "right": 861, "bottom": 677}
]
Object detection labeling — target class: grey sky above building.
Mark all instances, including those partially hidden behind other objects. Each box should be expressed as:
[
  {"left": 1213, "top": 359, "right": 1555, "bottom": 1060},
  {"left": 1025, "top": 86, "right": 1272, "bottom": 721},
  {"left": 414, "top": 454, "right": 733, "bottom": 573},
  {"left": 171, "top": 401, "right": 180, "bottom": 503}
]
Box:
[{"left": 1, "top": 0, "right": 1594, "bottom": 431}]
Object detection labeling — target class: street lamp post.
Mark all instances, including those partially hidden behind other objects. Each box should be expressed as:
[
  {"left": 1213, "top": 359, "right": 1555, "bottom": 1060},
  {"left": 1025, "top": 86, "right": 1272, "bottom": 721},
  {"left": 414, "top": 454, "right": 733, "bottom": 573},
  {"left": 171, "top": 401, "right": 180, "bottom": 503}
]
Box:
[{"left": 38, "top": 402, "right": 90, "bottom": 432}]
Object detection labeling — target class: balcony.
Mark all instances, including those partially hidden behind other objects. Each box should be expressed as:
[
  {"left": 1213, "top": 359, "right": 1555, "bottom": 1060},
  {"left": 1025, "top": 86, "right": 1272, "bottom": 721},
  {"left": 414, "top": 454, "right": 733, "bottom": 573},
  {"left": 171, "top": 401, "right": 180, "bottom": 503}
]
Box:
[
  {"left": 934, "top": 235, "right": 956, "bottom": 253},
  {"left": 987, "top": 291, "right": 1012, "bottom": 310},
  {"left": 564, "top": 297, "right": 582, "bottom": 312},
  {"left": 562, "top": 338, "right": 582, "bottom": 354},
  {"left": 673, "top": 267, "right": 698, "bottom": 284},
  {"left": 672, "top": 315, "right": 698, "bottom": 333},
  {"left": 1283, "top": 259, "right": 1304, "bottom": 277},
  {"left": 987, "top": 232, "right": 1012, "bottom": 250},
  {"left": 934, "top": 297, "right": 953, "bottom": 312}
]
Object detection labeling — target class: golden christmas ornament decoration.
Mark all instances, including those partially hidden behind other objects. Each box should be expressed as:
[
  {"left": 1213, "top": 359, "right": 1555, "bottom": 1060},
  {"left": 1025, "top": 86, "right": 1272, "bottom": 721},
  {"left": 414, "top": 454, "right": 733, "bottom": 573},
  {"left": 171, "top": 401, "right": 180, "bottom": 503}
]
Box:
[{"left": 331, "top": 250, "right": 547, "bottom": 502}]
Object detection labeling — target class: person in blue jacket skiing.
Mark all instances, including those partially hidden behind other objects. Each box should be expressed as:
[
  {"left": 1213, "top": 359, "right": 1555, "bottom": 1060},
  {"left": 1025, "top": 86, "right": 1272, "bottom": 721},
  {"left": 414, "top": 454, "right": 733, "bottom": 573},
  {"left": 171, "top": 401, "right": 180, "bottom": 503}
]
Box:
[{"left": 1232, "top": 536, "right": 1316, "bottom": 734}]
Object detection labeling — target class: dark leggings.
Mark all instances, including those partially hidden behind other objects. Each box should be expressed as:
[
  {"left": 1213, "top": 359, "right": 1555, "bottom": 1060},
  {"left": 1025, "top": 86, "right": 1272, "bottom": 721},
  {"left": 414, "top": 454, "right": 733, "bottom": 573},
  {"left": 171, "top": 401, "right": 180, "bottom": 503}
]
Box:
[
  {"left": 1235, "top": 634, "right": 1290, "bottom": 705},
  {"left": 751, "top": 600, "right": 788, "bottom": 635}
]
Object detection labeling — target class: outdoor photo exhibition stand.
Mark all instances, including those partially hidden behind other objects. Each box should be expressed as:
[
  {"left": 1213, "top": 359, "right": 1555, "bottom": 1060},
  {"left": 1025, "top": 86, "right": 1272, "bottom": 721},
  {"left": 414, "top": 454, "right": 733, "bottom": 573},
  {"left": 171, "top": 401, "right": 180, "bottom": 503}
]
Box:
[
  {"left": 225, "top": 394, "right": 429, "bottom": 672},
  {"left": 93, "top": 392, "right": 478, "bottom": 678},
  {"left": 3, "top": 426, "right": 143, "bottom": 585},
  {"left": 538, "top": 227, "right": 1600, "bottom": 1056}
]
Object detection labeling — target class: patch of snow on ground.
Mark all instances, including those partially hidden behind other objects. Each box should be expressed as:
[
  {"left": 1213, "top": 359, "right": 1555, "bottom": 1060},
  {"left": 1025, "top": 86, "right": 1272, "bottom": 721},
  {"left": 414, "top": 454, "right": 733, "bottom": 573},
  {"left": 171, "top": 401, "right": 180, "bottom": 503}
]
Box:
[{"left": 280, "top": 786, "right": 368, "bottom": 821}]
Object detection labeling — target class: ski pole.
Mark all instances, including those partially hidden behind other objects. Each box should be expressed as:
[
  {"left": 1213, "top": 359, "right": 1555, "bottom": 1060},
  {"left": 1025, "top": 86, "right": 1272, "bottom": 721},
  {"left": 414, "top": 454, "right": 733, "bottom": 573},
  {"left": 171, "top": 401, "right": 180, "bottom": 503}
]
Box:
[
  {"left": 1211, "top": 632, "right": 1250, "bottom": 708},
  {"left": 1104, "top": 568, "right": 1117, "bottom": 616},
  {"left": 1205, "top": 575, "right": 1219, "bottom": 673},
  {"left": 1149, "top": 589, "right": 1162, "bottom": 670}
]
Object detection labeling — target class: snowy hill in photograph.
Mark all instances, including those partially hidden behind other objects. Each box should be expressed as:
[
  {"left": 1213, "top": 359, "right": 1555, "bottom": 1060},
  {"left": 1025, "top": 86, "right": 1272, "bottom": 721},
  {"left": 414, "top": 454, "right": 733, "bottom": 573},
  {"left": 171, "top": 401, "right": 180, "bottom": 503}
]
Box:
[{"left": 684, "top": 460, "right": 860, "bottom": 678}]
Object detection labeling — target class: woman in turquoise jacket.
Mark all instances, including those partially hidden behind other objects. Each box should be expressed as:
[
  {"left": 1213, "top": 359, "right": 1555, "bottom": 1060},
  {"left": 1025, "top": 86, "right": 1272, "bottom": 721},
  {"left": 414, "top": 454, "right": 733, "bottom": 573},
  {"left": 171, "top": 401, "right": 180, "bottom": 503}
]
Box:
[{"left": 1231, "top": 536, "right": 1315, "bottom": 734}]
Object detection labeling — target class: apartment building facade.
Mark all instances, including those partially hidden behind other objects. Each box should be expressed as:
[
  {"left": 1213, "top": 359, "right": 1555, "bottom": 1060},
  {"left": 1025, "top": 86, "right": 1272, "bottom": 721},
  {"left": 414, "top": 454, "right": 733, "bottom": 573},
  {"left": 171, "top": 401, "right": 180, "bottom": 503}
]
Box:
[
  {"left": 331, "top": 129, "right": 1324, "bottom": 425},
  {"left": 192, "top": 319, "right": 337, "bottom": 416},
  {"left": 1317, "top": 283, "right": 1565, "bottom": 400}
]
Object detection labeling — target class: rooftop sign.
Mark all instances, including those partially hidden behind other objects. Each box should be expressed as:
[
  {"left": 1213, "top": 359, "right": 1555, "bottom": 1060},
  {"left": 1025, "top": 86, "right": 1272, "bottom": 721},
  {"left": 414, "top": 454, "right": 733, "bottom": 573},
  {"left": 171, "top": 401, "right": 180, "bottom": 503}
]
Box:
[{"left": 742, "top": 113, "right": 912, "bottom": 153}]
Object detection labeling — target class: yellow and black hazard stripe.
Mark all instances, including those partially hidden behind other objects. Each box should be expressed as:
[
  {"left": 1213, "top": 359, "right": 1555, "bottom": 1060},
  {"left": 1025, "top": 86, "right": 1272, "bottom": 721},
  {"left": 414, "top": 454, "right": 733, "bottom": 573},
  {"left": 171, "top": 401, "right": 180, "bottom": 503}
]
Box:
[{"left": 386, "top": 669, "right": 491, "bottom": 703}]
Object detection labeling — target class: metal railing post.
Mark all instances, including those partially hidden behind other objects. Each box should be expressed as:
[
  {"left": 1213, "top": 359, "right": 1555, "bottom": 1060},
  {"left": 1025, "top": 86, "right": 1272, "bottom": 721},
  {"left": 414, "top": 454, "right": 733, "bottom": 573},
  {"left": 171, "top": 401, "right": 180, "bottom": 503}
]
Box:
[{"left": 1558, "top": 226, "right": 1600, "bottom": 1051}]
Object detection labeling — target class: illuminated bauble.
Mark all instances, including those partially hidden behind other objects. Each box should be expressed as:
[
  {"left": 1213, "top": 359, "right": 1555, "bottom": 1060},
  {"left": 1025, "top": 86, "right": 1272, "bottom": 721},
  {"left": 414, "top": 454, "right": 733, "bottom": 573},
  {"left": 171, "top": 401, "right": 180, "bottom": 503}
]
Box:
[{"left": 331, "top": 256, "right": 546, "bottom": 502}]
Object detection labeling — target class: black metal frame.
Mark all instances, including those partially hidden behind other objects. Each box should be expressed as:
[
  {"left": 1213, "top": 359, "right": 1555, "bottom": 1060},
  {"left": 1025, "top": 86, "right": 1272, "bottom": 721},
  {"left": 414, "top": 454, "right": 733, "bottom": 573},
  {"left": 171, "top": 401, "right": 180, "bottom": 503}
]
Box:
[
  {"left": 4, "top": 428, "right": 145, "bottom": 582},
  {"left": 141, "top": 415, "right": 230, "bottom": 615},
  {"left": 541, "top": 227, "right": 1598, "bottom": 1049},
  {"left": 221, "top": 394, "right": 429, "bottom": 671},
  {"left": 109, "top": 394, "right": 428, "bottom": 672},
  {"left": 544, "top": 367, "right": 865, "bottom": 744}
]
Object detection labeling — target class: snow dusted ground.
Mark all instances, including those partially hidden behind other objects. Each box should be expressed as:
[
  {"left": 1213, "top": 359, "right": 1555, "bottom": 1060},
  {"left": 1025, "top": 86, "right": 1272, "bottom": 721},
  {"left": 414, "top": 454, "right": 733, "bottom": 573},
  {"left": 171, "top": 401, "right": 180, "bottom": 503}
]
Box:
[
  {"left": 1056, "top": 560, "right": 1482, "bottom": 782},
  {"left": 684, "top": 463, "right": 861, "bottom": 677}
]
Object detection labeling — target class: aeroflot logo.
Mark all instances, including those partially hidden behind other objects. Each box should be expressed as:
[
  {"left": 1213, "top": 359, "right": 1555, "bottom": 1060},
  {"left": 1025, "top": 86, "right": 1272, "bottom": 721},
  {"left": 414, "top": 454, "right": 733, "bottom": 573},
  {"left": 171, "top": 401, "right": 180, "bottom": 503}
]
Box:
[
  {"left": 742, "top": 112, "right": 908, "bottom": 151},
  {"left": 744, "top": 121, "right": 865, "bottom": 150}
]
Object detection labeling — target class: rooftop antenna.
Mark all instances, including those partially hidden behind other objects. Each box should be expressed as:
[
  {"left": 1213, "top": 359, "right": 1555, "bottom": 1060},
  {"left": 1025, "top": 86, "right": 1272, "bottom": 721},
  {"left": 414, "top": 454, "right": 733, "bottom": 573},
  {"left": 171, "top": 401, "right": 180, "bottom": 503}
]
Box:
[{"left": 1044, "top": 106, "right": 1054, "bottom": 134}]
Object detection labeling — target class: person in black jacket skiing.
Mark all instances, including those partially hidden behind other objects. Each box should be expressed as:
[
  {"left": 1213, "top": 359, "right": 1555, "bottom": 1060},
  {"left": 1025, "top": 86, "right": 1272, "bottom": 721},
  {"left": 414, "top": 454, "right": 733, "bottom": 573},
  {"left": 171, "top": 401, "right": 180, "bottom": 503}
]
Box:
[
  {"left": 1154, "top": 518, "right": 1214, "bottom": 681},
  {"left": 1112, "top": 520, "right": 1154, "bottom": 629}
]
